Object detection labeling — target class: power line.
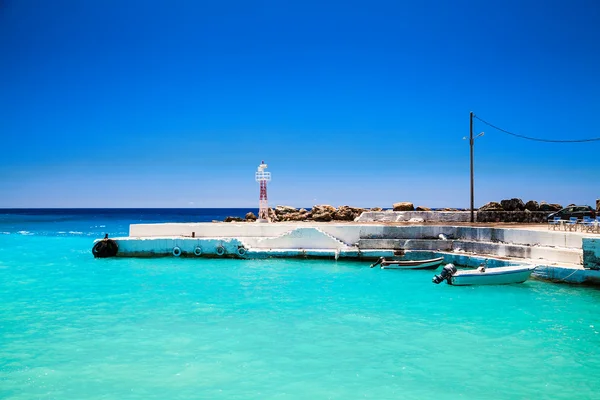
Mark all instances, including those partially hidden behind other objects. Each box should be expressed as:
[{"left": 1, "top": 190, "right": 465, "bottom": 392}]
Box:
[{"left": 473, "top": 115, "right": 600, "bottom": 143}]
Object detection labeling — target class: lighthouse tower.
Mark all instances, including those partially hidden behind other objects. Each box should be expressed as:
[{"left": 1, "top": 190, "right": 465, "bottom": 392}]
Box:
[{"left": 255, "top": 161, "right": 271, "bottom": 222}]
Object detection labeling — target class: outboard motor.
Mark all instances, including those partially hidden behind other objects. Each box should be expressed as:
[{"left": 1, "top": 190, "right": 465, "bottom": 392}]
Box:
[
  {"left": 92, "top": 234, "right": 119, "bottom": 258},
  {"left": 370, "top": 257, "right": 386, "bottom": 268},
  {"left": 432, "top": 263, "right": 457, "bottom": 284}
]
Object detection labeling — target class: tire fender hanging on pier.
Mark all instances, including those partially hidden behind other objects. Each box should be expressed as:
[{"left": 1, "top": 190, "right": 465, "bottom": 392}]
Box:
[
  {"left": 92, "top": 238, "right": 118, "bottom": 258},
  {"left": 172, "top": 246, "right": 182, "bottom": 257},
  {"left": 193, "top": 246, "right": 202, "bottom": 256},
  {"left": 216, "top": 246, "right": 225, "bottom": 256}
]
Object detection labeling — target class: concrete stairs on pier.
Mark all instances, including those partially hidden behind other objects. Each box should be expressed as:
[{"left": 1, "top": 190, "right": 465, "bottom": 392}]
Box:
[{"left": 251, "top": 227, "right": 351, "bottom": 250}]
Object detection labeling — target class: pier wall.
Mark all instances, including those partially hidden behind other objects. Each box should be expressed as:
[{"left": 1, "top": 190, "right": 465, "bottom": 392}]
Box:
[
  {"left": 129, "top": 223, "right": 294, "bottom": 239},
  {"left": 355, "top": 210, "right": 553, "bottom": 224},
  {"left": 476, "top": 211, "right": 551, "bottom": 223},
  {"left": 116, "top": 237, "right": 246, "bottom": 258},
  {"left": 120, "top": 223, "right": 594, "bottom": 266},
  {"left": 129, "top": 223, "right": 585, "bottom": 249},
  {"left": 583, "top": 238, "right": 600, "bottom": 270},
  {"left": 355, "top": 211, "right": 473, "bottom": 223}
]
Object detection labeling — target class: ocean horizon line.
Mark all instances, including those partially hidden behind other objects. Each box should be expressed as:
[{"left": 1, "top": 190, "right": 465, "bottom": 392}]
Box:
[{"left": 0, "top": 207, "right": 468, "bottom": 211}]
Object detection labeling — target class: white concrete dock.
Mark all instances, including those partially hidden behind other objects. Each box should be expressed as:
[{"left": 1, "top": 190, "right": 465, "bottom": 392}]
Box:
[{"left": 97, "top": 221, "right": 600, "bottom": 285}]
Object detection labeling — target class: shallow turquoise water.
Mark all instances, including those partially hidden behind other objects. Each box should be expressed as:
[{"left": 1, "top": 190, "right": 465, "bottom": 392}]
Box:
[{"left": 1, "top": 234, "right": 600, "bottom": 399}]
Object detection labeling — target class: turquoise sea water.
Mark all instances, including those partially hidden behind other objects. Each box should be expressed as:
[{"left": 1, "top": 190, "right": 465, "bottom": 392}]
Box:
[{"left": 1, "top": 210, "right": 600, "bottom": 399}]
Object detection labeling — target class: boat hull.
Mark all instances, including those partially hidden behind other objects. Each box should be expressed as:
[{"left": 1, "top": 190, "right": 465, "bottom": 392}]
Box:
[
  {"left": 450, "top": 266, "right": 535, "bottom": 286},
  {"left": 381, "top": 257, "right": 444, "bottom": 270}
]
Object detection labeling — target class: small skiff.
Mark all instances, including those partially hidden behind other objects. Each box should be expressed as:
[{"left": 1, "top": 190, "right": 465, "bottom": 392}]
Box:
[
  {"left": 433, "top": 264, "right": 536, "bottom": 286},
  {"left": 371, "top": 256, "right": 444, "bottom": 270}
]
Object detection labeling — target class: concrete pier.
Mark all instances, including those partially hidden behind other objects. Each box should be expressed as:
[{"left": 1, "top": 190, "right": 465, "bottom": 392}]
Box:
[{"left": 98, "top": 222, "right": 600, "bottom": 285}]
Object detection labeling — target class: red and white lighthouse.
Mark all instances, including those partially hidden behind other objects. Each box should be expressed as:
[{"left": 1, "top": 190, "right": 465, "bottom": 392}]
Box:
[{"left": 255, "top": 161, "right": 271, "bottom": 222}]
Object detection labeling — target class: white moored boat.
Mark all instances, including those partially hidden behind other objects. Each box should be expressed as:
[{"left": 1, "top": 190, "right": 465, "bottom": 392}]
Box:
[
  {"left": 433, "top": 264, "right": 536, "bottom": 286},
  {"left": 370, "top": 257, "right": 444, "bottom": 270}
]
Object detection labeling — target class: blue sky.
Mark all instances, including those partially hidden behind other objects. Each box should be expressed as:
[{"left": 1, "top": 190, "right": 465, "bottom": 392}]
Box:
[{"left": 1, "top": 0, "right": 599, "bottom": 208}]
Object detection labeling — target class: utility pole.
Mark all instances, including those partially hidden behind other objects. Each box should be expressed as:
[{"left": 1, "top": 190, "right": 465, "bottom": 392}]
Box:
[{"left": 470, "top": 111, "right": 474, "bottom": 223}]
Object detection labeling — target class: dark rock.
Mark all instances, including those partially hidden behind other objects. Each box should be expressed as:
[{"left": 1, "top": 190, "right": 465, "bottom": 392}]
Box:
[
  {"left": 539, "top": 202, "right": 562, "bottom": 212},
  {"left": 333, "top": 205, "right": 366, "bottom": 221},
  {"left": 279, "top": 208, "right": 309, "bottom": 221},
  {"left": 500, "top": 198, "right": 525, "bottom": 211},
  {"left": 280, "top": 211, "right": 308, "bottom": 221},
  {"left": 524, "top": 200, "right": 539, "bottom": 211},
  {"left": 393, "top": 202, "right": 414, "bottom": 211},
  {"left": 312, "top": 213, "right": 332, "bottom": 222},
  {"left": 479, "top": 201, "right": 503, "bottom": 211},
  {"left": 224, "top": 216, "right": 244, "bottom": 222},
  {"left": 274, "top": 205, "right": 297, "bottom": 216},
  {"left": 310, "top": 204, "right": 336, "bottom": 221},
  {"left": 416, "top": 206, "right": 431, "bottom": 211},
  {"left": 245, "top": 212, "right": 257, "bottom": 221}
]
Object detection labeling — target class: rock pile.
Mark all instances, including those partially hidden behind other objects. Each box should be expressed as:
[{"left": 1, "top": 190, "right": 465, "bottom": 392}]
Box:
[
  {"left": 539, "top": 202, "right": 562, "bottom": 212},
  {"left": 393, "top": 202, "right": 458, "bottom": 211},
  {"left": 479, "top": 199, "right": 562, "bottom": 212},
  {"left": 479, "top": 202, "right": 503, "bottom": 211},
  {"left": 310, "top": 205, "right": 337, "bottom": 221},
  {"left": 222, "top": 198, "right": 582, "bottom": 223},
  {"left": 223, "top": 216, "right": 244, "bottom": 222},
  {"left": 334, "top": 205, "right": 364, "bottom": 221},
  {"left": 500, "top": 198, "right": 525, "bottom": 211},
  {"left": 524, "top": 200, "right": 539, "bottom": 211},
  {"left": 476, "top": 198, "right": 565, "bottom": 223},
  {"left": 223, "top": 205, "right": 369, "bottom": 223},
  {"left": 276, "top": 205, "right": 309, "bottom": 222}
]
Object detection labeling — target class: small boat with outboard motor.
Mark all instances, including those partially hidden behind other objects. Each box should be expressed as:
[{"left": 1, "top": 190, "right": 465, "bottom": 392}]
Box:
[
  {"left": 370, "top": 256, "right": 444, "bottom": 270},
  {"left": 432, "top": 262, "right": 536, "bottom": 286}
]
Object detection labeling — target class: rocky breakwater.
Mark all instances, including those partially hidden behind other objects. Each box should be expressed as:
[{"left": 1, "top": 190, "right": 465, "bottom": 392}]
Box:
[
  {"left": 393, "top": 202, "right": 458, "bottom": 212},
  {"left": 277, "top": 205, "right": 368, "bottom": 222},
  {"left": 477, "top": 198, "right": 562, "bottom": 223},
  {"left": 223, "top": 205, "right": 369, "bottom": 223}
]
